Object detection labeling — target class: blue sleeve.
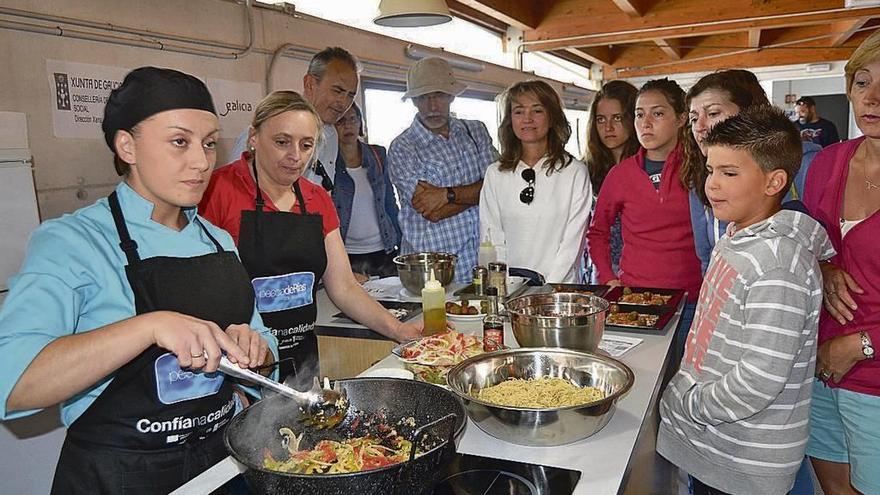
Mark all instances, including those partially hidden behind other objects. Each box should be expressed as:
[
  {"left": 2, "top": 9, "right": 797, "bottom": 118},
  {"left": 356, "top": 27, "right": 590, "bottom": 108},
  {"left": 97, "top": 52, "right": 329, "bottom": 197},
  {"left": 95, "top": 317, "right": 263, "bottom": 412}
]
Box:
[
  {"left": 475, "top": 120, "right": 500, "bottom": 166},
  {"left": 0, "top": 222, "right": 95, "bottom": 420},
  {"left": 689, "top": 190, "right": 713, "bottom": 275},
  {"left": 387, "top": 137, "right": 421, "bottom": 207},
  {"left": 376, "top": 146, "right": 403, "bottom": 246}
]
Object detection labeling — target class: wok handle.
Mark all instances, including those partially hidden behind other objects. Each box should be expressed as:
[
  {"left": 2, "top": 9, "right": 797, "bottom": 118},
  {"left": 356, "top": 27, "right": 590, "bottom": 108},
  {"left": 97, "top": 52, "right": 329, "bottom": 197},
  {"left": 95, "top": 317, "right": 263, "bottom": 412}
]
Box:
[
  {"left": 218, "top": 356, "right": 308, "bottom": 405},
  {"left": 407, "top": 412, "right": 457, "bottom": 463}
]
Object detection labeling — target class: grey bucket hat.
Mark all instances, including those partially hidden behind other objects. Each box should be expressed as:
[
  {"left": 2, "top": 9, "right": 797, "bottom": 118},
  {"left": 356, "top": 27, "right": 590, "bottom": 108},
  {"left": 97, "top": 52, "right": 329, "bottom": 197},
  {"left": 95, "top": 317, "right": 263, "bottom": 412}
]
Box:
[{"left": 403, "top": 57, "right": 467, "bottom": 99}]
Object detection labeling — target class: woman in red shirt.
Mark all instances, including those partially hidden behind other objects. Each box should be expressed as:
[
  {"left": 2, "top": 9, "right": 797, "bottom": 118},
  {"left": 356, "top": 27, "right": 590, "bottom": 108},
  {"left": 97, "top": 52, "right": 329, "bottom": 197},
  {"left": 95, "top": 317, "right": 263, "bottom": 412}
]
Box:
[
  {"left": 803, "top": 30, "right": 880, "bottom": 495},
  {"left": 200, "top": 91, "right": 421, "bottom": 386},
  {"left": 587, "top": 78, "right": 702, "bottom": 353}
]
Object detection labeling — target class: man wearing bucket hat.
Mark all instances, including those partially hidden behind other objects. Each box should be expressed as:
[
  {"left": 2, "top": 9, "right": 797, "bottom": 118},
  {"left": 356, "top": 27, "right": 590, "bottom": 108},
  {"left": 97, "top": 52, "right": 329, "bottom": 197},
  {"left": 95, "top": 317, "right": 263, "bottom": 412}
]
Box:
[{"left": 387, "top": 57, "right": 498, "bottom": 283}]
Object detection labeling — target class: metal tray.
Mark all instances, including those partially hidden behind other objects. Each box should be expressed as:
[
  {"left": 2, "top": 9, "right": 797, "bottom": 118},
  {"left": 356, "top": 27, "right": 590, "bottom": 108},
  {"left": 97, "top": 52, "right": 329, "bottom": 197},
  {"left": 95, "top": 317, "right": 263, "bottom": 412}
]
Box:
[
  {"left": 605, "top": 302, "right": 675, "bottom": 333},
  {"left": 604, "top": 286, "right": 684, "bottom": 308},
  {"left": 548, "top": 283, "right": 611, "bottom": 297}
]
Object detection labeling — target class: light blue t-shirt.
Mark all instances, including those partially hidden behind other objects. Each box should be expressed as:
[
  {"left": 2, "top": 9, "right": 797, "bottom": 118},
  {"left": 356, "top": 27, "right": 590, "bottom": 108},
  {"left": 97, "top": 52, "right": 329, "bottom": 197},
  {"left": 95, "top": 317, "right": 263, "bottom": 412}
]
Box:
[{"left": 0, "top": 182, "right": 277, "bottom": 425}]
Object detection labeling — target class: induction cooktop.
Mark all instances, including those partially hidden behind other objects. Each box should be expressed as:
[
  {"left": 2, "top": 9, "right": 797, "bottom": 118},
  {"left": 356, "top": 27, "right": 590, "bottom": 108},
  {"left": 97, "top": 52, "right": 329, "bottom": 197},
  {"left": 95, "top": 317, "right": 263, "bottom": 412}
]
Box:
[{"left": 433, "top": 453, "right": 581, "bottom": 495}]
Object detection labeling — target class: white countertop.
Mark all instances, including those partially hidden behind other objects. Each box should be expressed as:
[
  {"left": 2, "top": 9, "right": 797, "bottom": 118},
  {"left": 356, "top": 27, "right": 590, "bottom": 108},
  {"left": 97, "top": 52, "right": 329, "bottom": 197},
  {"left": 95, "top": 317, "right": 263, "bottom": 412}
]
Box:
[
  {"left": 360, "top": 310, "right": 679, "bottom": 495},
  {"left": 175, "top": 287, "right": 680, "bottom": 494}
]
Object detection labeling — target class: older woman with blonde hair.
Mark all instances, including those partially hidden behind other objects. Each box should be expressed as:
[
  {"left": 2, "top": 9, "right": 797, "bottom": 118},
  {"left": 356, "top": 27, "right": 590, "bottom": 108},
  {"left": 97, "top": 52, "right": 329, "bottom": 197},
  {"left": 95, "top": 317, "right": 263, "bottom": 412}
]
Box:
[
  {"left": 803, "top": 29, "right": 880, "bottom": 495},
  {"left": 479, "top": 80, "right": 592, "bottom": 283},
  {"left": 200, "top": 91, "right": 420, "bottom": 387}
]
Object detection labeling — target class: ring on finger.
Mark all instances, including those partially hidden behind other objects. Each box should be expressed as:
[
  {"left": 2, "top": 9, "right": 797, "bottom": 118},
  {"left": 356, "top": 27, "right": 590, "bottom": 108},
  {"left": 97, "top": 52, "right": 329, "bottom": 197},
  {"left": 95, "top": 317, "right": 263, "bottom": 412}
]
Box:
[
  {"left": 819, "top": 371, "right": 831, "bottom": 380},
  {"left": 191, "top": 352, "right": 204, "bottom": 359}
]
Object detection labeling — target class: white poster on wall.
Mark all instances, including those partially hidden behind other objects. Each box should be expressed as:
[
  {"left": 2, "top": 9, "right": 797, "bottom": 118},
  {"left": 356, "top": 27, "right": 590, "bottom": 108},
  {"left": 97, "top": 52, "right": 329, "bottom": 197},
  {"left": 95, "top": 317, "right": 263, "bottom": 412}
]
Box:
[
  {"left": 46, "top": 59, "right": 127, "bottom": 139},
  {"left": 207, "top": 78, "right": 264, "bottom": 138}
]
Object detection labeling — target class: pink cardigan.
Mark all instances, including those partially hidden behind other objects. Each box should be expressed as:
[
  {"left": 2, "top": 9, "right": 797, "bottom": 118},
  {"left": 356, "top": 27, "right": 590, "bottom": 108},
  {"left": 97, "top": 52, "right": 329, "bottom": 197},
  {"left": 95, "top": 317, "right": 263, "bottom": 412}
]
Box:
[
  {"left": 803, "top": 136, "right": 880, "bottom": 396},
  {"left": 587, "top": 145, "right": 702, "bottom": 301}
]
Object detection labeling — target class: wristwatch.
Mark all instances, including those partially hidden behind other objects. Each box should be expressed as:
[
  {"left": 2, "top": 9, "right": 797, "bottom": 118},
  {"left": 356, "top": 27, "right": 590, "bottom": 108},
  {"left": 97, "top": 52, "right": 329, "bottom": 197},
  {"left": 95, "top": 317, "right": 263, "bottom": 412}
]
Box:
[
  {"left": 860, "top": 331, "right": 875, "bottom": 359},
  {"left": 446, "top": 186, "right": 456, "bottom": 204}
]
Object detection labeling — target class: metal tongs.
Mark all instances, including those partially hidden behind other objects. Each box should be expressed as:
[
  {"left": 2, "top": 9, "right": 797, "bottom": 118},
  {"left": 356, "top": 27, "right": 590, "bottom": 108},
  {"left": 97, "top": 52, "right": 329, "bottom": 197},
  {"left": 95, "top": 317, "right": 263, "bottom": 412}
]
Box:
[{"left": 218, "top": 356, "right": 348, "bottom": 428}]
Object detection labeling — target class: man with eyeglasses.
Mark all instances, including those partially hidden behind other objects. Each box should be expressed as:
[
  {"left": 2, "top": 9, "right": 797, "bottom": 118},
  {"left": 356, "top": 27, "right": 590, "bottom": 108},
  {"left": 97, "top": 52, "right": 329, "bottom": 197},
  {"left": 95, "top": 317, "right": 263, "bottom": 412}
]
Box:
[
  {"left": 388, "top": 58, "right": 499, "bottom": 283},
  {"left": 232, "top": 47, "right": 360, "bottom": 190}
]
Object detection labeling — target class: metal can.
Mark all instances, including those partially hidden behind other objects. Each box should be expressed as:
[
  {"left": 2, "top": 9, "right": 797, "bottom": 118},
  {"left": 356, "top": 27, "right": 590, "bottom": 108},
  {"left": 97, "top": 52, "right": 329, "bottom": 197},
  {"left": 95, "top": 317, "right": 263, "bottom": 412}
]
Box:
[
  {"left": 487, "top": 261, "right": 507, "bottom": 298},
  {"left": 472, "top": 265, "right": 488, "bottom": 296}
]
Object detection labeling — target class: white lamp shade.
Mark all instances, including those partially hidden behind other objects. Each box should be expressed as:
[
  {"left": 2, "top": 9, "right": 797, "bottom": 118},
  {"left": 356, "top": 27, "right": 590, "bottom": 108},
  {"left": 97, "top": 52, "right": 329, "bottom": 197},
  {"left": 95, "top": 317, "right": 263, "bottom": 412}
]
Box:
[{"left": 374, "top": 0, "right": 452, "bottom": 27}]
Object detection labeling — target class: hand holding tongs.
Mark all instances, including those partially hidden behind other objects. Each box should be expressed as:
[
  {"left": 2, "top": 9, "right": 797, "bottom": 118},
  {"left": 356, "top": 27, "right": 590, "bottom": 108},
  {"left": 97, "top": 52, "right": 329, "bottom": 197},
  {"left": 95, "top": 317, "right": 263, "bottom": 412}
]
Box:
[{"left": 217, "top": 356, "right": 348, "bottom": 428}]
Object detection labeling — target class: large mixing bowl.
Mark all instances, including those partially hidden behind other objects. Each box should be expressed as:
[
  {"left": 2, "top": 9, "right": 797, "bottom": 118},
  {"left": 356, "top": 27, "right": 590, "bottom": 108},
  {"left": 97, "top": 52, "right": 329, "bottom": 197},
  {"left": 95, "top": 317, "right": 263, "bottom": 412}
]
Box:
[
  {"left": 394, "top": 252, "right": 457, "bottom": 294},
  {"left": 446, "top": 347, "right": 634, "bottom": 446},
  {"left": 506, "top": 292, "right": 609, "bottom": 352}
]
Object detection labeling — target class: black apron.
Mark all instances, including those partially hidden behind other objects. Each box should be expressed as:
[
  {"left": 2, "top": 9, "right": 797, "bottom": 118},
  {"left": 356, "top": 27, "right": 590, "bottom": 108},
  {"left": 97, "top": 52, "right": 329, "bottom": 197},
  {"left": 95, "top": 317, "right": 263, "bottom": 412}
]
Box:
[
  {"left": 51, "top": 192, "right": 256, "bottom": 495},
  {"left": 238, "top": 163, "right": 327, "bottom": 389}
]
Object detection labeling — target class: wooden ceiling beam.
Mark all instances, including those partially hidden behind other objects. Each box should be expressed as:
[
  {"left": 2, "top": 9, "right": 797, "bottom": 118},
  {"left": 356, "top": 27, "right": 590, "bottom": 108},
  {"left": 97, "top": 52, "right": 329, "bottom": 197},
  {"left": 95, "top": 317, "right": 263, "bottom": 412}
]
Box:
[
  {"left": 653, "top": 38, "right": 682, "bottom": 60},
  {"left": 748, "top": 28, "right": 762, "bottom": 49},
  {"left": 447, "top": 0, "right": 509, "bottom": 34},
  {"left": 453, "top": 0, "right": 556, "bottom": 30},
  {"left": 524, "top": 1, "right": 880, "bottom": 51},
  {"left": 830, "top": 17, "right": 872, "bottom": 47},
  {"left": 610, "top": 0, "right": 654, "bottom": 17},
  {"left": 550, "top": 49, "right": 593, "bottom": 68},
  {"left": 565, "top": 46, "right": 614, "bottom": 66},
  {"left": 608, "top": 29, "right": 871, "bottom": 78}
]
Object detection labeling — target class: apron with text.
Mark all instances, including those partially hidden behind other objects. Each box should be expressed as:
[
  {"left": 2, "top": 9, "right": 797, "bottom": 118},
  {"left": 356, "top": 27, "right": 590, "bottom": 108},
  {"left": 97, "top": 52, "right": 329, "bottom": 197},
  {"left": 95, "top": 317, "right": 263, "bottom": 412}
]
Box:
[
  {"left": 238, "top": 164, "right": 327, "bottom": 388},
  {"left": 51, "top": 192, "right": 256, "bottom": 494}
]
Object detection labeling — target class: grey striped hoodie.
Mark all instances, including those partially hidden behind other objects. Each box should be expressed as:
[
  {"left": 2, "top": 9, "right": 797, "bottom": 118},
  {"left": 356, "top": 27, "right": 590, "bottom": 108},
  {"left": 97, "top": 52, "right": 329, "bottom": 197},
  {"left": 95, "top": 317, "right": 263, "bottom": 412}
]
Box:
[{"left": 657, "top": 209, "right": 834, "bottom": 495}]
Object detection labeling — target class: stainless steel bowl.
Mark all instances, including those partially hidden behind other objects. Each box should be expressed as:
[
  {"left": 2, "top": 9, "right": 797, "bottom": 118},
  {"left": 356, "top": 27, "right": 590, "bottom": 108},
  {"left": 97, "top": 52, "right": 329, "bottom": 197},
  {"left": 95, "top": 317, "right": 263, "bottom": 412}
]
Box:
[
  {"left": 506, "top": 292, "right": 609, "bottom": 352},
  {"left": 446, "top": 347, "right": 634, "bottom": 446},
  {"left": 393, "top": 252, "right": 457, "bottom": 294}
]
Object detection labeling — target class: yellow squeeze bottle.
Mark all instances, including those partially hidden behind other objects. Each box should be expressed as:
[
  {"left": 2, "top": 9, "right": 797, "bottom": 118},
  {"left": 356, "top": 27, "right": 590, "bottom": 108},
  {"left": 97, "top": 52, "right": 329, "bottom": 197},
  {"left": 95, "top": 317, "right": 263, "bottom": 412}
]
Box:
[{"left": 421, "top": 269, "right": 447, "bottom": 336}]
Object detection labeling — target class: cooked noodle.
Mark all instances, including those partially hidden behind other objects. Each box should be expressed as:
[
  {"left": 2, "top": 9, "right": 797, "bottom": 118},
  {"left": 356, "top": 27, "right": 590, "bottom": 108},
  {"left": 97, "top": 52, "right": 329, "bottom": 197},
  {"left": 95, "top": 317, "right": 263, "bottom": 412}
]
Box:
[{"left": 475, "top": 377, "right": 604, "bottom": 408}]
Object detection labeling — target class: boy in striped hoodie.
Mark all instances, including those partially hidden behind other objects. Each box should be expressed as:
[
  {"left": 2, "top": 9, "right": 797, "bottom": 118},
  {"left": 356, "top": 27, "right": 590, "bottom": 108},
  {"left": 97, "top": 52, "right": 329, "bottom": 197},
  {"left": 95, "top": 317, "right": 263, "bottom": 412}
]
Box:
[{"left": 657, "top": 106, "right": 835, "bottom": 495}]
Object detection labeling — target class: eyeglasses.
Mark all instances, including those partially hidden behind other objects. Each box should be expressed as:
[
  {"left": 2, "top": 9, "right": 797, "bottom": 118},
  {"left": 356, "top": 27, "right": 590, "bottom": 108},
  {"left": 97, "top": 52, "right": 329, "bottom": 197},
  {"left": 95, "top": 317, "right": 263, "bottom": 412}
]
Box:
[
  {"left": 520, "top": 168, "right": 535, "bottom": 204},
  {"left": 314, "top": 160, "right": 334, "bottom": 192}
]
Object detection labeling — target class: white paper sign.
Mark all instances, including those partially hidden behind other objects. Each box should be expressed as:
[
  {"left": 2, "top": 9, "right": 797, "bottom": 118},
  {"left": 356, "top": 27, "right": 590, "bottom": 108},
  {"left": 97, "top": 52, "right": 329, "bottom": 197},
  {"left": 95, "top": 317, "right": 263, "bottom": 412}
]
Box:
[
  {"left": 206, "top": 78, "right": 264, "bottom": 138},
  {"left": 46, "top": 59, "right": 127, "bottom": 139},
  {"left": 598, "top": 335, "right": 643, "bottom": 357}
]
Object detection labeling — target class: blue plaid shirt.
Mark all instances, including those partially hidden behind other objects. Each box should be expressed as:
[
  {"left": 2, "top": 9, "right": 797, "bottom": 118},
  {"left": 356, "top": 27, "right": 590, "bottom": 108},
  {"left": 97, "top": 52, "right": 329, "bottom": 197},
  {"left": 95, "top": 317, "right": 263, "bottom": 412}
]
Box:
[{"left": 388, "top": 116, "right": 498, "bottom": 282}]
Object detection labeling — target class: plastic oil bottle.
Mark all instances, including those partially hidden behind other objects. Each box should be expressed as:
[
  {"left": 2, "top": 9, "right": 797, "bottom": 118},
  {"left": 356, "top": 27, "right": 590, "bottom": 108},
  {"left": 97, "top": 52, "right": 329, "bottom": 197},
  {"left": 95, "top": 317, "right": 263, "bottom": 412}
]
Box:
[
  {"left": 421, "top": 269, "right": 447, "bottom": 336},
  {"left": 478, "top": 229, "right": 497, "bottom": 266}
]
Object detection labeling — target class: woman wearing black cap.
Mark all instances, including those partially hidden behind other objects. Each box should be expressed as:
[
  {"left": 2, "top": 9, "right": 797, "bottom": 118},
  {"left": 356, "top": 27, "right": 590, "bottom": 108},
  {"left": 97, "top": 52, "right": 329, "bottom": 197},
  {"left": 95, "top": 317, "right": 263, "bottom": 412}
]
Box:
[{"left": 0, "top": 67, "right": 276, "bottom": 493}]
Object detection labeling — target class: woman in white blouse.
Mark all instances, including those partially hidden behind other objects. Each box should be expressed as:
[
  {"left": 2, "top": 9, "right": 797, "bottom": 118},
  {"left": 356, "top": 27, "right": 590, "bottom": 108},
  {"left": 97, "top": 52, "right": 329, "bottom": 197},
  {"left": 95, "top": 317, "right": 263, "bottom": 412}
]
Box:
[{"left": 480, "top": 80, "right": 592, "bottom": 283}]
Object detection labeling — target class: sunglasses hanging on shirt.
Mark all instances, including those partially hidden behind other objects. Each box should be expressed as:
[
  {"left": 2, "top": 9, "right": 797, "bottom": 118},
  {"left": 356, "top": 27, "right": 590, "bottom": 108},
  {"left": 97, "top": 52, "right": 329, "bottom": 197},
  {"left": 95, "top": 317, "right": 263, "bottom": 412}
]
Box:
[
  {"left": 520, "top": 167, "right": 535, "bottom": 205},
  {"left": 314, "top": 160, "right": 334, "bottom": 192}
]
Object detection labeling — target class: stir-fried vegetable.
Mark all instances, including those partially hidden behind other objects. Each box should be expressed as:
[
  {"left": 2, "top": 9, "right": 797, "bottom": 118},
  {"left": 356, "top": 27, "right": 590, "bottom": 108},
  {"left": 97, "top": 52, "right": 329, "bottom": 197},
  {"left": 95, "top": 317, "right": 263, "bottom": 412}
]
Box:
[
  {"left": 398, "top": 331, "right": 483, "bottom": 367},
  {"left": 263, "top": 422, "right": 415, "bottom": 474}
]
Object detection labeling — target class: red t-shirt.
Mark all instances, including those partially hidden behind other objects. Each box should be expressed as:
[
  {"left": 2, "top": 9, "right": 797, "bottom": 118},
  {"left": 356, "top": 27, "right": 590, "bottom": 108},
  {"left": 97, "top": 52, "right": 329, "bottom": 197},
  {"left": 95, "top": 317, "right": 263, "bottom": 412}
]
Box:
[{"left": 199, "top": 153, "right": 340, "bottom": 245}]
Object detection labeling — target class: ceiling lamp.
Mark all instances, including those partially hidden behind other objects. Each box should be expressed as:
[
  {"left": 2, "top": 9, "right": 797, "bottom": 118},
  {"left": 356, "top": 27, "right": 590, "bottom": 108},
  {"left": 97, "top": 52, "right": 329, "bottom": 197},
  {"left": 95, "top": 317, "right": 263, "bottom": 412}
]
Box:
[{"left": 374, "top": 0, "right": 452, "bottom": 27}]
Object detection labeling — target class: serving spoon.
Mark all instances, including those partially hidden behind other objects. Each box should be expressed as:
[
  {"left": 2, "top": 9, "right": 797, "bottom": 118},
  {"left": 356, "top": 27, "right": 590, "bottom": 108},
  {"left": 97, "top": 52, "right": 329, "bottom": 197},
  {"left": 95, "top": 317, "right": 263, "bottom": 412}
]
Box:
[{"left": 218, "top": 356, "right": 348, "bottom": 428}]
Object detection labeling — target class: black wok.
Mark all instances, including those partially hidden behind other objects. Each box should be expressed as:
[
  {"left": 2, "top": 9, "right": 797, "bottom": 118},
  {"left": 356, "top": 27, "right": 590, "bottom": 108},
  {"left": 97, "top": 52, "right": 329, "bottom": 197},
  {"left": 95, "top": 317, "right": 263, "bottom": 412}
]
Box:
[{"left": 224, "top": 377, "right": 466, "bottom": 495}]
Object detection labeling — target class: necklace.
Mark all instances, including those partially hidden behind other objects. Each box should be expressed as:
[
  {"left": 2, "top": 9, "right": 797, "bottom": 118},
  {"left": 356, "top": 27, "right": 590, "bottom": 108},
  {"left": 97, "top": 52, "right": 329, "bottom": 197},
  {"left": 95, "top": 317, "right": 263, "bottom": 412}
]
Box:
[{"left": 864, "top": 159, "right": 880, "bottom": 191}]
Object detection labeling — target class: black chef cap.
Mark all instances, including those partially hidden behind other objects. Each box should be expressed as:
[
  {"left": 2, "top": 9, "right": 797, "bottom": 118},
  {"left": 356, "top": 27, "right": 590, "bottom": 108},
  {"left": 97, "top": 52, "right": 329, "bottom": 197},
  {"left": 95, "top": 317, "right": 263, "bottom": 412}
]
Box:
[{"left": 102, "top": 66, "right": 216, "bottom": 153}]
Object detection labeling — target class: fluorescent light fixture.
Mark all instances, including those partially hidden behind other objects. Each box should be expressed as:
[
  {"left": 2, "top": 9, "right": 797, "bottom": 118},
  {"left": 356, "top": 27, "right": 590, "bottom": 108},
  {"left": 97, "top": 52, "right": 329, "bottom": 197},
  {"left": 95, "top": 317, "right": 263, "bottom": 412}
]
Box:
[
  {"left": 374, "top": 0, "right": 452, "bottom": 27},
  {"left": 405, "top": 44, "right": 486, "bottom": 72},
  {"left": 805, "top": 63, "right": 832, "bottom": 73}
]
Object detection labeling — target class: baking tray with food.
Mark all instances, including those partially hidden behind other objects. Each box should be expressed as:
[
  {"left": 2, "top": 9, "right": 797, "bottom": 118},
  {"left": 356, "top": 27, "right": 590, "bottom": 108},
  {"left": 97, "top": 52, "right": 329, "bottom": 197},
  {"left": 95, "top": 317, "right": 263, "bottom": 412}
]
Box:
[
  {"left": 604, "top": 286, "right": 684, "bottom": 308},
  {"left": 604, "top": 302, "right": 675, "bottom": 333},
  {"left": 548, "top": 283, "right": 611, "bottom": 297}
]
